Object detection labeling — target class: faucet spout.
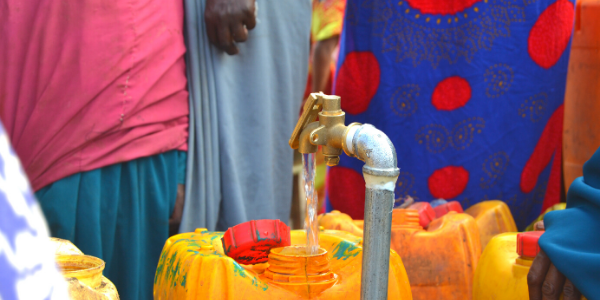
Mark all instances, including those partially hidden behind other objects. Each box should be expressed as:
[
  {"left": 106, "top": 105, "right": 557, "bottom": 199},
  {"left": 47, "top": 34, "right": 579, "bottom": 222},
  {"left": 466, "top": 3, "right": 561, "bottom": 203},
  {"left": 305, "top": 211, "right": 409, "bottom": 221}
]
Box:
[
  {"left": 298, "top": 121, "right": 320, "bottom": 154},
  {"left": 291, "top": 93, "right": 349, "bottom": 166}
]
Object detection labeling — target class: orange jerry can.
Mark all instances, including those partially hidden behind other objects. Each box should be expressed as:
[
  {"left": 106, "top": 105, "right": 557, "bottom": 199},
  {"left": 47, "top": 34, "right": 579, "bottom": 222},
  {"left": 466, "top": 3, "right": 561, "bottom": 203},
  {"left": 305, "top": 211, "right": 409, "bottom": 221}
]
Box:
[
  {"left": 319, "top": 207, "right": 481, "bottom": 300},
  {"left": 406, "top": 200, "right": 463, "bottom": 227},
  {"left": 317, "top": 210, "right": 364, "bottom": 237},
  {"left": 343, "top": 200, "right": 462, "bottom": 231},
  {"left": 391, "top": 209, "right": 481, "bottom": 300},
  {"left": 464, "top": 200, "right": 517, "bottom": 249},
  {"left": 153, "top": 222, "right": 413, "bottom": 299},
  {"left": 319, "top": 208, "right": 482, "bottom": 299},
  {"left": 563, "top": 0, "right": 600, "bottom": 190},
  {"left": 473, "top": 231, "right": 587, "bottom": 300}
]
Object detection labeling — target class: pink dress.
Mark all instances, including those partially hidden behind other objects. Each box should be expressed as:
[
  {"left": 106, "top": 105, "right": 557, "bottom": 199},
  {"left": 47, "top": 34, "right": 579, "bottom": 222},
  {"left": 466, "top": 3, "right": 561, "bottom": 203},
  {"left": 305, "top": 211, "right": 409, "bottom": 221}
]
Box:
[{"left": 0, "top": 0, "right": 189, "bottom": 191}]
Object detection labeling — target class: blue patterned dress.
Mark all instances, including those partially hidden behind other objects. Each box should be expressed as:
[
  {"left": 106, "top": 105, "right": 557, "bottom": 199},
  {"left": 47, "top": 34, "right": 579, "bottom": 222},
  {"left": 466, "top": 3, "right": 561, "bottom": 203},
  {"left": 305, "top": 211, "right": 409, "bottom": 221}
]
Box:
[{"left": 328, "top": 0, "right": 575, "bottom": 229}]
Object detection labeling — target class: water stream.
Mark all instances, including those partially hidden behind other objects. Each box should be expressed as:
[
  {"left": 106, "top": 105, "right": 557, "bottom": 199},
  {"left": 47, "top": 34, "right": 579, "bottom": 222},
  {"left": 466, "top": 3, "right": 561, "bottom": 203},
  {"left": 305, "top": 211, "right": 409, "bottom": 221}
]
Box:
[{"left": 302, "top": 153, "right": 319, "bottom": 255}]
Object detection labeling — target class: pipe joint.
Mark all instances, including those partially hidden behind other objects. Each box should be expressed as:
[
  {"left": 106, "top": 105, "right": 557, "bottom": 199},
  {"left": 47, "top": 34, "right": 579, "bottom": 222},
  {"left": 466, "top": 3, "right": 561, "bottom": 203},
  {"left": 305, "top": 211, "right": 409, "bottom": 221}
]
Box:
[{"left": 347, "top": 124, "right": 399, "bottom": 178}]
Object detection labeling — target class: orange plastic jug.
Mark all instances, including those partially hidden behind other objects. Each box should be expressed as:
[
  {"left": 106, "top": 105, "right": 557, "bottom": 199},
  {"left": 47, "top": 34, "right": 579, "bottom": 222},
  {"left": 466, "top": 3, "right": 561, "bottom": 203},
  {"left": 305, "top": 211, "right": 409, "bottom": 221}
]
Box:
[
  {"left": 406, "top": 202, "right": 436, "bottom": 227},
  {"left": 390, "top": 210, "right": 481, "bottom": 300},
  {"left": 563, "top": 0, "right": 600, "bottom": 190},
  {"left": 473, "top": 231, "right": 586, "bottom": 300},
  {"left": 317, "top": 210, "right": 364, "bottom": 237},
  {"left": 342, "top": 200, "right": 459, "bottom": 231},
  {"left": 318, "top": 209, "right": 482, "bottom": 299},
  {"left": 153, "top": 228, "right": 413, "bottom": 299},
  {"left": 464, "top": 200, "right": 517, "bottom": 249},
  {"left": 432, "top": 201, "right": 463, "bottom": 218}
]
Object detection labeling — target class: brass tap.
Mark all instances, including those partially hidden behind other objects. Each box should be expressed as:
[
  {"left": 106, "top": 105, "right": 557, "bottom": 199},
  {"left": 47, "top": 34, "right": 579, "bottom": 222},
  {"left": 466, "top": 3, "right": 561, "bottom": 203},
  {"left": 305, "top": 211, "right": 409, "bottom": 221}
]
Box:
[{"left": 289, "top": 93, "right": 360, "bottom": 166}]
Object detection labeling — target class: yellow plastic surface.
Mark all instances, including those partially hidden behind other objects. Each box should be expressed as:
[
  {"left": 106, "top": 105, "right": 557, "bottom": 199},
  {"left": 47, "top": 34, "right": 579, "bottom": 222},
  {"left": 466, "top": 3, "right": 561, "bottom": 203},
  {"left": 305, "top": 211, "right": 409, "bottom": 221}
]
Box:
[
  {"left": 50, "top": 238, "right": 119, "bottom": 300},
  {"left": 473, "top": 233, "right": 528, "bottom": 299},
  {"left": 473, "top": 233, "right": 586, "bottom": 300},
  {"left": 154, "top": 229, "right": 412, "bottom": 299},
  {"left": 464, "top": 200, "right": 517, "bottom": 249}
]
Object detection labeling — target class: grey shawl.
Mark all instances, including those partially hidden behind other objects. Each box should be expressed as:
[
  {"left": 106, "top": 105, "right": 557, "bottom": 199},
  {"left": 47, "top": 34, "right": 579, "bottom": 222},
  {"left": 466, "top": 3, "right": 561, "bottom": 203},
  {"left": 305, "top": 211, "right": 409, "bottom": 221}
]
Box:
[{"left": 180, "top": 0, "right": 311, "bottom": 232}]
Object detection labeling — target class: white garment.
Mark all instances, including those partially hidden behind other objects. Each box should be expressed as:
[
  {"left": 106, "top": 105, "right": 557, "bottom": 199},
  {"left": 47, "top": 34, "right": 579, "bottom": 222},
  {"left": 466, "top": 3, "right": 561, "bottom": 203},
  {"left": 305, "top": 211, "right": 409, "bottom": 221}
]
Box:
[{"left": 0, "top": 123, "right": 69, "bottom": 300}]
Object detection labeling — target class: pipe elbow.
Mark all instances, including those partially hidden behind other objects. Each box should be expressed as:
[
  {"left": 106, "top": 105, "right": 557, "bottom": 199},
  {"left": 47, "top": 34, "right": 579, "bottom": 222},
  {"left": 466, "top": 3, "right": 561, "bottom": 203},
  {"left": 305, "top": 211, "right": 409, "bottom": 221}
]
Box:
[{"left": 347, "top": 124, "right": 399, "bottom": 178}]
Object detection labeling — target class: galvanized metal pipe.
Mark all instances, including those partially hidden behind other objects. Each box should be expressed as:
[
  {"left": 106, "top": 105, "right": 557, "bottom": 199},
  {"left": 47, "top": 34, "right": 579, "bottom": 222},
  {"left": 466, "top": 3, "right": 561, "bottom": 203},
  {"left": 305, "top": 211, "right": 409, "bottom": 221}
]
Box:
[
  {"left": 361, "top": 188, "right": 395, "bottom": 299},
  {"left": 344, "top": 124, "right": 400, "bottom": 300}
]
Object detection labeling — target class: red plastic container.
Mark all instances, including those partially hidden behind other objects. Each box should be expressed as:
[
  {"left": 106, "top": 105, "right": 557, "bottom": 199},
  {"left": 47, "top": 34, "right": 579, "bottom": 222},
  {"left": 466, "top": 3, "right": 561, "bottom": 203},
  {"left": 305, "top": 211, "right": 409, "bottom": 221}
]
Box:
[
  {"left": 221, "top": 219, "right": 291, "bottom": 264},
  {"left": 407, "top": 202, "right": 436, "bottom": 227},
  {"left": 516, "top": 230, "right": 544, "bottom": 258},
  {"left": 432, "top": 201, "right": 463, "bottom": 218}
]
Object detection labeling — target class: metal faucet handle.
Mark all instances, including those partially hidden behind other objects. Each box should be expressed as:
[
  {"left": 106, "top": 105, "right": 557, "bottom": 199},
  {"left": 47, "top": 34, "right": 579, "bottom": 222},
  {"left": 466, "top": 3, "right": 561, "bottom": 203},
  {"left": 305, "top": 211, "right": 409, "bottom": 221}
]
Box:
[
  {"left": 290, "top": 92, "right": 354, "bottom": 166},
  {"left": 289, "top": 93, "right": 324, "bottom": 149}
]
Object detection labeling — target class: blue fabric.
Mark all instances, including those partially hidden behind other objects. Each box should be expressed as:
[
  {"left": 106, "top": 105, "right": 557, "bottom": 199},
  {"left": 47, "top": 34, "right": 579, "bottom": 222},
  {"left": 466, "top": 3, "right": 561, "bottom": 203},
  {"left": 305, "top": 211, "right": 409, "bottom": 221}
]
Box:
[
  {"left": 331, "top": 0, "right": 573, "bottom": 228},
  {"left": 36, "top": 150, "right": 186, "bottom": 300},
  {"left": 540, "top": 148, "right": 600, "bottom": 299},
  {"left": 0, "top": 122, "right": 68, "bottom": 300}
]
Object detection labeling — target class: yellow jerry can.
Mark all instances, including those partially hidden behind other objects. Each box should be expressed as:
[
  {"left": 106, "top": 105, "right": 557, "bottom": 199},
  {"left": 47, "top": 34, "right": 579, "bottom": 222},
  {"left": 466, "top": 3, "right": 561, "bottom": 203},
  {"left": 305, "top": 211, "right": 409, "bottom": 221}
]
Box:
[{"left": 153, "top": 228, "right": 413, "bottom": 299}]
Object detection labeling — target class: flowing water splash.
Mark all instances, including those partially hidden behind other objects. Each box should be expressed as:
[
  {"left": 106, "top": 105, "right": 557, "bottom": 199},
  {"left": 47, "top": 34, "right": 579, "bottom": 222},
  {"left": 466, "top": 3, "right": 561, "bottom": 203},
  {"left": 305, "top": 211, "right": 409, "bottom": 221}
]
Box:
[{"left": 302, "top": 153, "right": 319, "bottom": 255}]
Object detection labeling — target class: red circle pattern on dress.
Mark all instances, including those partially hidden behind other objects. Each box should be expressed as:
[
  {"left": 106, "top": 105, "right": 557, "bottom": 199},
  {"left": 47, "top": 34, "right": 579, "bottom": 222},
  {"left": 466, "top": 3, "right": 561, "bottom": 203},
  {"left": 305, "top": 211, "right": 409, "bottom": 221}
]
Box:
[
  {"left": 428, "top": 166, "right": 470, "bottom": 199},
  {"left": 406, "top": 0, "right": 481, "bottom": 15},
  {"left": 432, "top": 76, "right": 472, "bottom": 111},
  {"left": 326, "top": 166, "right": 366, "bottom": 220},
  {"left": 335, "top": 51, "right": 381, "bottom": 115},
  {"left": 528, "top": 0, "right": 575, "bottom": 69}
]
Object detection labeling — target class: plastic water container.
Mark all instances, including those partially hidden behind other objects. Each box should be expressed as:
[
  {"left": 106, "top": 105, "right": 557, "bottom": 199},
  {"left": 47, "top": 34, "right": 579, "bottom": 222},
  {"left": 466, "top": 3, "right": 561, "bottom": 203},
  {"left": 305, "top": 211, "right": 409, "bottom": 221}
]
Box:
[
  {"left": 406, "top": 202, "right": 436, "bottom": 227},
  {"left": 473, "top": 231, "right": 586, "bottom": 299},
  {"left": 153, "top": 220, "right": 413, "bottom": 299},
  {"left": 318, "top": 210, "right": 364, "bottom": 237},
  {"left": 338, "top": 200, "right": 461, "bottom": 230},
  {"left": 563, "top": 0, "right": 600, "bottom": 190},
  {"left": 50, "top": 238, "right": 119, "bottom": 300},
  {"left": 390, "top": 210, "right": 481, "bottom": 300},
  {"left": 464, "top": 200, "right": 517, "bottom": 249},
  {"left": 404, "top": 200, "right": 463, "bottom": 227},
  {"left": 429, "top": 199, "right": 448, "bottom": 208},
  {"left": 318, "top": 209, "right": 482, "bottom": 299}
]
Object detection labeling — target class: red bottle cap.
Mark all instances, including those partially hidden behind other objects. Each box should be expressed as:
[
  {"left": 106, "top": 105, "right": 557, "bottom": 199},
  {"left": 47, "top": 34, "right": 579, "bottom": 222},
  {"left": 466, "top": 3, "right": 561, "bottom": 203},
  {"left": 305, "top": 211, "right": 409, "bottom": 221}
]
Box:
[
  {"left": 432, "top": 201, "right": 464, "bottom": 218},
  {"left": 407, "top": 202, "right": 436, "bottom": 228},
  {"left": 221, "top": 219, "right": 291, "bottom": 265},
  {"left": 517, "top": 231, "right": 544, "bottom": 258}
]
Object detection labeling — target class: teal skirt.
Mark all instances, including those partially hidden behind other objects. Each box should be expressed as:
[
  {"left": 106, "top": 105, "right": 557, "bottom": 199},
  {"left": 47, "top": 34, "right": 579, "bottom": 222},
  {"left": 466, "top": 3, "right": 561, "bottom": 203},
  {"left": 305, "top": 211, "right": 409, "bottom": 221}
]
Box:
[{"left": 36, "top": 150, "right": 187, "bottom": 300}]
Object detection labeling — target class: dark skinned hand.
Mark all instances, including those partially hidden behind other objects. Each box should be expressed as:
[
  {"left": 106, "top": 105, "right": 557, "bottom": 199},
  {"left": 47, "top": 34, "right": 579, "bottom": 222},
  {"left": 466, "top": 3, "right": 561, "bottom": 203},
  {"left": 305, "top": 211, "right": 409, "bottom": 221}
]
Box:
[
  {"left": 205, "top": 0, "right": 257, "bottom": 55},
  {"left": 527, "top": 221, "right": 582, "bottom": 300}
]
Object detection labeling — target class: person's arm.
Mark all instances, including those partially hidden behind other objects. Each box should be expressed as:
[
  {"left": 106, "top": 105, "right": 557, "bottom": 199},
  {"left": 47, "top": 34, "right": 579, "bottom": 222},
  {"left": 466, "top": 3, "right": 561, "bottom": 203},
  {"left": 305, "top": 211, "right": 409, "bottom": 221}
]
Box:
[
  {"left": 204, "top": 0, "right": 257, "bottom": 55},
  {"left": 311, "top": 36, "right": 338, "bottom": 93}
]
